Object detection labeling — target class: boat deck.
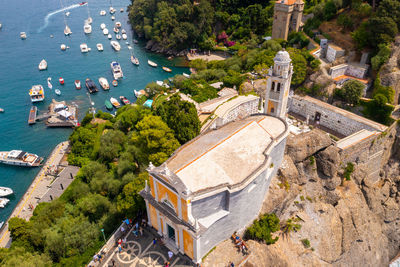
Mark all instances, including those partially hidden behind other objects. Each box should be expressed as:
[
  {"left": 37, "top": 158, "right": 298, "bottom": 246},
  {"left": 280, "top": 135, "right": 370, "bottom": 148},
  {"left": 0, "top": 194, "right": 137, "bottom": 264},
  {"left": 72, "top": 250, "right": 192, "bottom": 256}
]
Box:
[{"left": 28, "top": 106, "right": 37, "bottom": 125}]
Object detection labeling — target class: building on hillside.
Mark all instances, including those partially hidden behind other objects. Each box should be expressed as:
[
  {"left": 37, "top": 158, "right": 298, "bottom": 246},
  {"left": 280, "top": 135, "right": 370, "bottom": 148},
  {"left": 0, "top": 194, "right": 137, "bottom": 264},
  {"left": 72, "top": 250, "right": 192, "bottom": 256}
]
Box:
[
  {"left": 326, "top": 43, "right": 345, "bottom": 63},
  {"left": 265, "top": 50, "right": 293, "bottom": 118},
  {"left": 271, "top": 0, "right": 304, "bottom": 40},
  {"left": 140, "top": 51, "right": 291, "bottom": 263}
]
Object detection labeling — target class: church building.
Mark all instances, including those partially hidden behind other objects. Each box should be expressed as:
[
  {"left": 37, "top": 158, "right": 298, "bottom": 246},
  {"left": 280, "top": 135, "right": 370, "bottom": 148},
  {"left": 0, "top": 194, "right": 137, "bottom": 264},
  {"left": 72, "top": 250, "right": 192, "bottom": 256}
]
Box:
[{"left": 140, "top": 51, "right": 292, "bottom": 263}]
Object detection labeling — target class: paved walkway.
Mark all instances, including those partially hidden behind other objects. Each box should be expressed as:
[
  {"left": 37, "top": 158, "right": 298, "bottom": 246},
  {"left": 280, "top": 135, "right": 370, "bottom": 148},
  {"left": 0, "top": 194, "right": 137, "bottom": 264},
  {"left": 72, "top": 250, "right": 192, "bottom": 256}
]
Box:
[
  {"left": 100, "top": 227, "right": 194, "bottom": 267},
  {"left": 0, "top": 141, "right": 73, "bottom": 248}
]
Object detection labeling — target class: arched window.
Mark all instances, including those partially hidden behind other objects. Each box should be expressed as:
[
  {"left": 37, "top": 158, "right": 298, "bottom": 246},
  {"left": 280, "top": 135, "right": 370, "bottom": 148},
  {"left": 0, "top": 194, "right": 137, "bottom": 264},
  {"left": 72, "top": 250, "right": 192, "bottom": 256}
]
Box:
[
  {"left": 277, "top": 83, "right": 281, "bottom": 92},
  {"left": 271, "top": 82, "right": 275, "bottom": 91}
]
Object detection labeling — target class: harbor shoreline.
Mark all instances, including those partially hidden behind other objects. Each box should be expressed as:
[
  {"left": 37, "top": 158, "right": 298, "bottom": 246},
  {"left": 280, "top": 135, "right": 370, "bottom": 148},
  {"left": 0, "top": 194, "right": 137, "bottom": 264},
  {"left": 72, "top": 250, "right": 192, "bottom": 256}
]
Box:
[{"left": 0, "top": 141, "right": 70, "bottom": 248}]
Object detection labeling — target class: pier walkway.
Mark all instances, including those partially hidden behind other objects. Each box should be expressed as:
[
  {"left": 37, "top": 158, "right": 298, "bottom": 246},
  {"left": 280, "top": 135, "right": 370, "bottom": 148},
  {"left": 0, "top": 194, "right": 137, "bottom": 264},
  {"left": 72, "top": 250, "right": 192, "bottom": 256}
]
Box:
[{"left": 0, "top": 141, "right": 76, "bottom": 248}]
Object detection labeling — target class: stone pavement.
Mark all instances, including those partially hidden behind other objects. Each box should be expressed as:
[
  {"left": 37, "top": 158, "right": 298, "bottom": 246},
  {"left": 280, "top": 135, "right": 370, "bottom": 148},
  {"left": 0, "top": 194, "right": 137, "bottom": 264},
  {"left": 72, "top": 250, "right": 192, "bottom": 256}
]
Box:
[{"left": 101, "top": 227, "right": 194, "bottom": 267}]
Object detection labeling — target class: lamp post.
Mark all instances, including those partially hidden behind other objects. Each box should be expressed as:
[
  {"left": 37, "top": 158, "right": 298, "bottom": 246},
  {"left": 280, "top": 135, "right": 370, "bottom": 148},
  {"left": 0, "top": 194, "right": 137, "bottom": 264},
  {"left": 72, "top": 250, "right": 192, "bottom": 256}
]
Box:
[{"left": 101, "top": 228, "right": 106, "bottom": 243}]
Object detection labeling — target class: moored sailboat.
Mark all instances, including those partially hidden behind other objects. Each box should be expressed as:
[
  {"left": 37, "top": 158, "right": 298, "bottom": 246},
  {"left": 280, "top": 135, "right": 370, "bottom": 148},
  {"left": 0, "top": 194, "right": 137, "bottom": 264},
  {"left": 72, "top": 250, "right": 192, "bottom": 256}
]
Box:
[
  {"left": 38, "top": 59, "right": 47, "bottom": 71},
  {"left": 148, "top": 60, "right": 157, "bottom": 67},
  {"left": 131, "top": 55, "right": 139, "bottom": 66}
]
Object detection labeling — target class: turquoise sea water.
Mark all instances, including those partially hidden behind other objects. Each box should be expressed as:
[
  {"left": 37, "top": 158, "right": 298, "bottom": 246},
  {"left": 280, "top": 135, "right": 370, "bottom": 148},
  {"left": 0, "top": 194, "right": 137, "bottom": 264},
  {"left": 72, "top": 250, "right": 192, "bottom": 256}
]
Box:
[{"left": 0, "top": 0, "right": 186, "bottom": 221}]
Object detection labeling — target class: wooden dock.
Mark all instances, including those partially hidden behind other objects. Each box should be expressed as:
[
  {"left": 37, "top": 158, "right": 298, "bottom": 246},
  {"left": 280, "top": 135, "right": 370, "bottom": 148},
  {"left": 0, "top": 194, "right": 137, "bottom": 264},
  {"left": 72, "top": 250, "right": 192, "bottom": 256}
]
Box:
[{"left": 28, "top": 106, "right": 37, "bottom": 125}]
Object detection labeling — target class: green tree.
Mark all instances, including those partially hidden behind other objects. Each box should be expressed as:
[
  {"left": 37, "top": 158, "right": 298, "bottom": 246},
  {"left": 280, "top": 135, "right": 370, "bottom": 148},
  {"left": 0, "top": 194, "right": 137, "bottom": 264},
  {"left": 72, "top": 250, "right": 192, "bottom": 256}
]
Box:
[
  {"left": 190, "top": 59, "right": 207, "bottom": 71},
  {"left": 0, "top": 247, "right": 52, "bottom": 267},
  {"left": 287, "top": 48, "right": 307, "bottom": 86},
  {"left": 244, "top": 213, "right": 280, "bottom": 244},
  {"left": 116, "top": 173, "right": 148, "bottom": 218},
  {"left": 342, "top": 80, "right": 364, "bottom": 105},
  {"left": 77, "top": 193, "right": 112, "bottom": 222},
  {"left": 156, "top": 94, "right": 200, "bottom": 144},
  {"left": 371, "top": 44, "right": 391, "bottom": 71},
  {"left": 8, "top": 217, "right": 31, "bottom": 245}
]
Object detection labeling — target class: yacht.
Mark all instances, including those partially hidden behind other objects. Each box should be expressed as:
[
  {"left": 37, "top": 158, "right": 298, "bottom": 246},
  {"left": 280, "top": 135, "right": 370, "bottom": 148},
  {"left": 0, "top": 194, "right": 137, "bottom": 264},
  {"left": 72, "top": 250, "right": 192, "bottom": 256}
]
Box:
[
  {"left": 115, "top": 22, "right": 122, "bottom": 28},
  {"left": 100, "top": 23, "right": 106, "bottom": 30},
  {"left": 75, "top": 80, "right": 81, "bottom": 89},
  {"left": 131, "top": 55, "right": 139, "bottom": 66},
  {"left": 109, "top": 7, "right": 116, "bottom": 14},
  {"left": 0, "top": 187, "right": 13, "bottom": 197},
  {"left": 113, "top": 27, "right": 119, "bottom": 33},
  {"left": 100, "top": 10, "right": 106, "bottom": 16},
  {"left": 110, "top": 41, "right": 121, "bottom": 51},
  {"left": 110, "top": 97, "right": 120, "bottom": 108},
  {"left": 85, "top": 78, "right": 99, "bottom": 94},
  {"left": 148, "top": 60, "right": 157, "bottom": 67},
  {"left": 0, "top": 150, "right": 43, "bottom": 167},
  {"left": 64, "top": 25, "right": 72, "bottom": 36},
  {"left": 103, "top": 28, "right": 109, "bottom": 35},
  {"left": 83, "top": 24, "right": 92, "bottom": 34},
  {"left": 108, "top": 34, "right": 112, "bottom": 39},
  {"left": 122, "top": 33, "right": 127, "bottom": 40},
  {"left": 29, "top": 85, "right": 45, "bottom": 102},
  {"left": 110, "top": 61, "right": 123, "bottom": 79},
  {"left": 97, "top": 43, "right": 104, "bottom": 51},
  {"left": 116, "top": 34, "right": 121, "bottom": 40},
  {"left": 99, "top": 77, "right": 110, "bottom": 90},
  {"left": 20, "top": 32, "right": 26, "bottom": 39},
  {"left": 38, "top": 59, "right": 47, "bottom": 71},
  {"left": 80, "top": 43, "right": 89, "bottom": 53},
  {"left": 121, "top": 29, "right": 126, "bottom": 34},
  {"left": 0, "top": 198, "right": 9, "bottom": 208}
]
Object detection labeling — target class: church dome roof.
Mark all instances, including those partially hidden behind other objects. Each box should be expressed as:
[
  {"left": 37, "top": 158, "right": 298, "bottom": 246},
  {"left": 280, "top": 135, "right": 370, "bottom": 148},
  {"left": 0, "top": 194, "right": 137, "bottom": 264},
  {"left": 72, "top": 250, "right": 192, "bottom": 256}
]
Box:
[{"left": 274, "top": 50, "right": 291, "bottom": 63}]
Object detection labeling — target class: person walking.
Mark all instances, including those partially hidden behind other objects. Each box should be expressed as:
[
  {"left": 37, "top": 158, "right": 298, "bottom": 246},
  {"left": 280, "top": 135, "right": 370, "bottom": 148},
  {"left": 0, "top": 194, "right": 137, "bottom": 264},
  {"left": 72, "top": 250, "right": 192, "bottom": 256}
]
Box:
[
  {"left": 152, "top": 238, "right": 157, "bottom": 247},
  {"left": 111, "top": 259, "right": 115, "bottom": 266},
  {"left": 118, "top": 244, "right": 122, "bottom": 253},
  {"left": 139, "top": 226, "right": 143, "bottom": 236},
  {"left": 167, "top": 250, "right": 173, "bottom": 260}
]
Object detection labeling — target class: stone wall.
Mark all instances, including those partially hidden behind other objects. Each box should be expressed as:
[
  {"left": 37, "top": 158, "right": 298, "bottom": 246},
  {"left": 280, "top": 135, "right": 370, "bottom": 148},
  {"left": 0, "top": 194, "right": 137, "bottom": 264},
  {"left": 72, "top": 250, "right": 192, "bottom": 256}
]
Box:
[
  {"left": 326, "top": 45, "right": 345, "bottom": 63},
  {"left": 289, "top": 96, "right": 385, "bottom": 137},
  {"left": 197, "top": 138, "right": 287, "bottom": 259},
  {"left": 346, "top": 64, "right": 368, "bottom": 79},
  {"left": 330, "top": 64, "right": 347, "bottom": 78}
]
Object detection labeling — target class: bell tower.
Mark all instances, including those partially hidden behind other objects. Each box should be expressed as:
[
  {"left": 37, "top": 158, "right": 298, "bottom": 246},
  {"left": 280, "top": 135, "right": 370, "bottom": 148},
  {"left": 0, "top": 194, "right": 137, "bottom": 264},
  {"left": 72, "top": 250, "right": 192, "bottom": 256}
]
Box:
[{"left": 264, "top": 50, "right": 293, "bottom": 119}]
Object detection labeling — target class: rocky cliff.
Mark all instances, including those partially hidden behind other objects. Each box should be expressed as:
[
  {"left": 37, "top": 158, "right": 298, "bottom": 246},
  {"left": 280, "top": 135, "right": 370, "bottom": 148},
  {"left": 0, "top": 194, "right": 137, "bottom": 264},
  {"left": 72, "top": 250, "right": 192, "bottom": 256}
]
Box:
[
  {"left": 244, "top": 126, "right": 400, "bottom": 267},
  {"left": 380, "top": 36, "right": 400, "bottom": 105}
]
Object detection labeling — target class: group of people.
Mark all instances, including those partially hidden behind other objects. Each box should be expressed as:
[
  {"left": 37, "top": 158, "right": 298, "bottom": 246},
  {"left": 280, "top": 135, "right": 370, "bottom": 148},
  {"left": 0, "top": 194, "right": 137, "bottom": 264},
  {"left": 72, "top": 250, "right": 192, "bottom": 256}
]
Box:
[{"left": 232, "top": 232, "right": 249, "bottom": 255}]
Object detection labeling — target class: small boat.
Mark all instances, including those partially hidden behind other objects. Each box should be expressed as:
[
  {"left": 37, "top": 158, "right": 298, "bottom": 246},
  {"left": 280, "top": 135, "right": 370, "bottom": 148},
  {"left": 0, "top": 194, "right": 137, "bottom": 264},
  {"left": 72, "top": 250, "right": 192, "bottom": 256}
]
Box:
[
  {"left": 110, "top": 41, "right": 121, "bottom": 51},
  {"left": 100, "top": 10, "right": 106, "bottom": 16},
  {"left": 110, "top": 7, "right": 116, "bottom": 14},
  {"left": 111, "top": 16, "right": 115, "bottom": 21},
  {"left": 85, "top": 78, "right": 99, "bottom": 93},
  {"left": 128, "top": 45, "right": 132, "bottom": 49},
  {"left": 0, "top": 23, "right": 2, "bottom": 30},
  {"left": 133, "top": 39, "right": 138, "bottom": 44},
  {"left": 113, "top": 27, "right": 119, "bottom": 33},
  {"left": 105, "top": 99, "right": 113, "bottom": 110},
  {"left": 47, "top": 77, "right": 53, "bottom": 89},
  {"left": 38, "top": 59, "right": 47, "bottom": 71},
  {"left": 20, "top": 32, "right": 27, "bottom": 39},
  {"left": 131, "top": 55, "right": 139, "bottom": 66},
  {"left": 79, "top": 2, "right": 87, "bottom": 6},
  {"left": 120, "top": 8, "right": 124, "bottom": 12},
  {"left": 99, "top": 77, "right": 110, "bottom": 90},
  {"left": 80, "top": 43, "right": 89, "bottom": 53},
  {"left": 97, "top": 43, "right": 103, "bottom": 51},
  {"left": 0, "top": 187, "right": 13, "bottom": 197},
  {"left": 50, "top": 34, "right": 54, "bottom": 38},
  {"left": 65, "top": 11, "right": 70, "bottom": 17},
  {"left": 125, "top": 41, "right": 129, "bottom": 45},
  {"left": 86, "top": 17, "right": 93, "bottom": 25},
  {"left": 64, "top": 25, "right": 72, "bottom": 36},
  {"left": 162, "top": 66, "right": 172, "bottom": 73},
  {"left": 148, "top": 60, "right": 157, "bottom": 67},
  {"left": 183, "top": 72, "right": 190, "bottom": 78},
  {"left": 0, "top": 150, "right": 43, "bottom": 167},
  {"left": 0, "top": 198, "right": 10, "bottom": 208},
  {"left": 134, "top": 89, "right": 145, "bottom": 97},
  {"left": 112, "top": 80, "right": 118, "bottom": 86},
  {"left": 116, "top": 34, "right": 121, "bottom": 40},
  {"left": 83, "top": 24, "right": 92, "bottom": 34},
  {"left": 110, "top": 61, "right": 123, "bottom": 79},
  {"left": 103, "top": 28, "right": 109, "bottom": 35},
  {"left": 119, "top": 96, "right": 130, "bottom": 105},
  {"left": 74, "top": 80, "right": 81, "bottom": 89},
  {"left": 55, "top": 89, "right": 61, "bottom": 95},
  {"left": 156, "top": 81, "right": 163, "bottom": 86},
  {"left": 122, "top": 33, "right": 127, "bottom": 40},
  {"left": 108, "top": 34, "right": 112, "bottom": 39},
  {"left": 121, "top": 29, "right": 126, "bottom": 34},
  {"left": 115, "top": 22, "right": 122, "bottom": 28},
  {"left": 110, "top": 97, "right": 121, "bottom": 108},
  {"left": 28, "top": 106, "right": 36, "bottom": 124},
  {"left": 0, "top": 108, "right": 4, "bottom": 113},
  {"left": 100, "top": 23, "right": 106, "bottom": 30},
  {"left": 29, "top": 85, "right": 45, "bottom": 102},
  {"left": 60, "top": 44, "right": 67, "bottom": 50},
  {"left": 59, "top": 77, "right": 64, "bottom": 85}
]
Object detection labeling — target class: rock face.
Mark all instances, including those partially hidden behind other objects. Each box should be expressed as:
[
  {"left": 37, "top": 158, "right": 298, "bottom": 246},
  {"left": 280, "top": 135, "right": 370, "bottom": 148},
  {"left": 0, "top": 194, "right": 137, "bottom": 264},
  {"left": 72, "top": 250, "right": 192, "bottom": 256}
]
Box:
[
  {"left": 286, "top": 129, "right": 332, "bottom": 163},
  {"left": 145, "top": 40, "right": 186, "bottom": 56},
  {"left": 380, "top": 36, "right": 400, "bottom": 105}
]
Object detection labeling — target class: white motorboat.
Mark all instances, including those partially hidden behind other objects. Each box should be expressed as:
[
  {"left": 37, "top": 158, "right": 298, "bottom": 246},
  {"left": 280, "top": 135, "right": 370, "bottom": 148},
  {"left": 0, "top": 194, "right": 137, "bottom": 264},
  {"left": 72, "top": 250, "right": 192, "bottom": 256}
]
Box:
[
  {"left": 64, "top": 25, "right": 72, "bottom": 36},
  {"left": 148, "top": 60, "right": 157, "bottom": 67},
  {"left": 113, "top": 27, "right": 119, "bottom": 33},
  {"left": 103, "top": 28, "right": 109, "bottom": 35},
  {"left": 111, "top": 15, "right": 115, "bottom": 21},
  {"left": 0, "top": 198, "right": 10, "bottom": 208},
  {"left": 116, "top": 34, "right": 121, "bottom": 40},
  {"left": 80, "top": 43, "right": 89, "bottom": 53},
  {"left": 74, "top": 80, "right": 81, "bottom": 89},
  {"left": 110, "top": 97, "right": 120, "bottom": 108},
  {"left": 100, "top": 10, "right": 106, "bottom": 16},
  {"left": 183, "top": 72, "right": 190, "bottom": 78},
  {"left": 99, "top": 77, "right": 110, "bottom": 90},
  {"left": 0, "top": 23, "right": 2, "bottom": 30},
  {"left": 115, "top": 22, "right": 122, "bottom": 28},
  {"left": 60, "top": 44, "right": 67, "bottom": 50},
  {"left": 86, "top": 17, "right": 93, "bottom": 25},
  {"left": 47, "top": 77, "right": 53, "bottom": 89},
  {"left": 109, "top": 7, "right": 116, "bottom": 14},
  {"left": 0, "top": 150, "right": 43, "bottom": 167},
  {"left": 97, "top": 43, "right": 104, "bottom": 51},
  {"left": 122, "top": 33, "right": 127, "bottom": 40},
  {"left": 55, "top": 89, "right": 61, "bottom": 95},
  {"left": 108, "top": 34, "right": 112, "bottom": 39},
  {"left": 65, "top": 11, "right": 70, "bottom": 17},
  {"left": 120, "top": 8, "right": 124, "bottom": 12},
  {"left": 100, "top": 23, "right": 106, "bottom": 30},
  {"left": 110, "top": 61, "right": 123, "bottom": 79},
  {"left": 38, "top": 59, "right": 47, "bottom": 71},
  {"left": 20, "top": 32, "right": 26, "bottom": 39},
  {"left": 121, "top": 29, "right": 126, "bottom": 34},
  {"left": 84, "top": 24, "right": 92, "bottom": 34},
  {"left": 29, "top": 85, "right": 45, "bottom": 102},
  {"left": 134, "top": 89, "right": 146, "bottom": 97},
  {"left": 131, "top": 55, "right": 139, "bottom": 66},
  {"left": 110, "top": 40, "right": 121, "bottom": 51},
  {"left": 0, "top": 187, "right": 13, "bottom": 197}
]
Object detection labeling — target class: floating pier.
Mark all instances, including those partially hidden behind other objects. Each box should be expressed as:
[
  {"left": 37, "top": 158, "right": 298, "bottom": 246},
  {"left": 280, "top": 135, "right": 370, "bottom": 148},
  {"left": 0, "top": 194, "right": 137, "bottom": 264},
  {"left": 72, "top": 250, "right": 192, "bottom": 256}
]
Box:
[{"left": 28, "top": 106, "right": 37, "bottom": 125}]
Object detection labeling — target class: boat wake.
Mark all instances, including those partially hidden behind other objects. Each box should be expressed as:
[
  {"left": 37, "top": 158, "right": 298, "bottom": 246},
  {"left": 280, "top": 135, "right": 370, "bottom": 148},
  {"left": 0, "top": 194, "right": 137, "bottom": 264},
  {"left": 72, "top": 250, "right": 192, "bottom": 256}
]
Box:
[{"left": 38, "top": 4, "right": 82, "bottom": 33}]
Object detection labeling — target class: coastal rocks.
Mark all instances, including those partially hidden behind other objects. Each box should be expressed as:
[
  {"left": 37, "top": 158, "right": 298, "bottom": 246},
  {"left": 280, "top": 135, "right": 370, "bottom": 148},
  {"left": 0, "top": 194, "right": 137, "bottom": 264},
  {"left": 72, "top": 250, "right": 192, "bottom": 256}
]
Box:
[
  {"left": 316, "top": 145, "right": 339, "bottom": 178},
  {"left": 286, "top": 129, "right": 332, "bottom": 163},
  {"left": 380, "top": 36, "right": 400, "bottom": 105},
  {"left": 145, "top": 40, "right": 186, "bottom": 56},
  {"left": 279, "top": 155, "right": 302, "bottom": 185}
]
